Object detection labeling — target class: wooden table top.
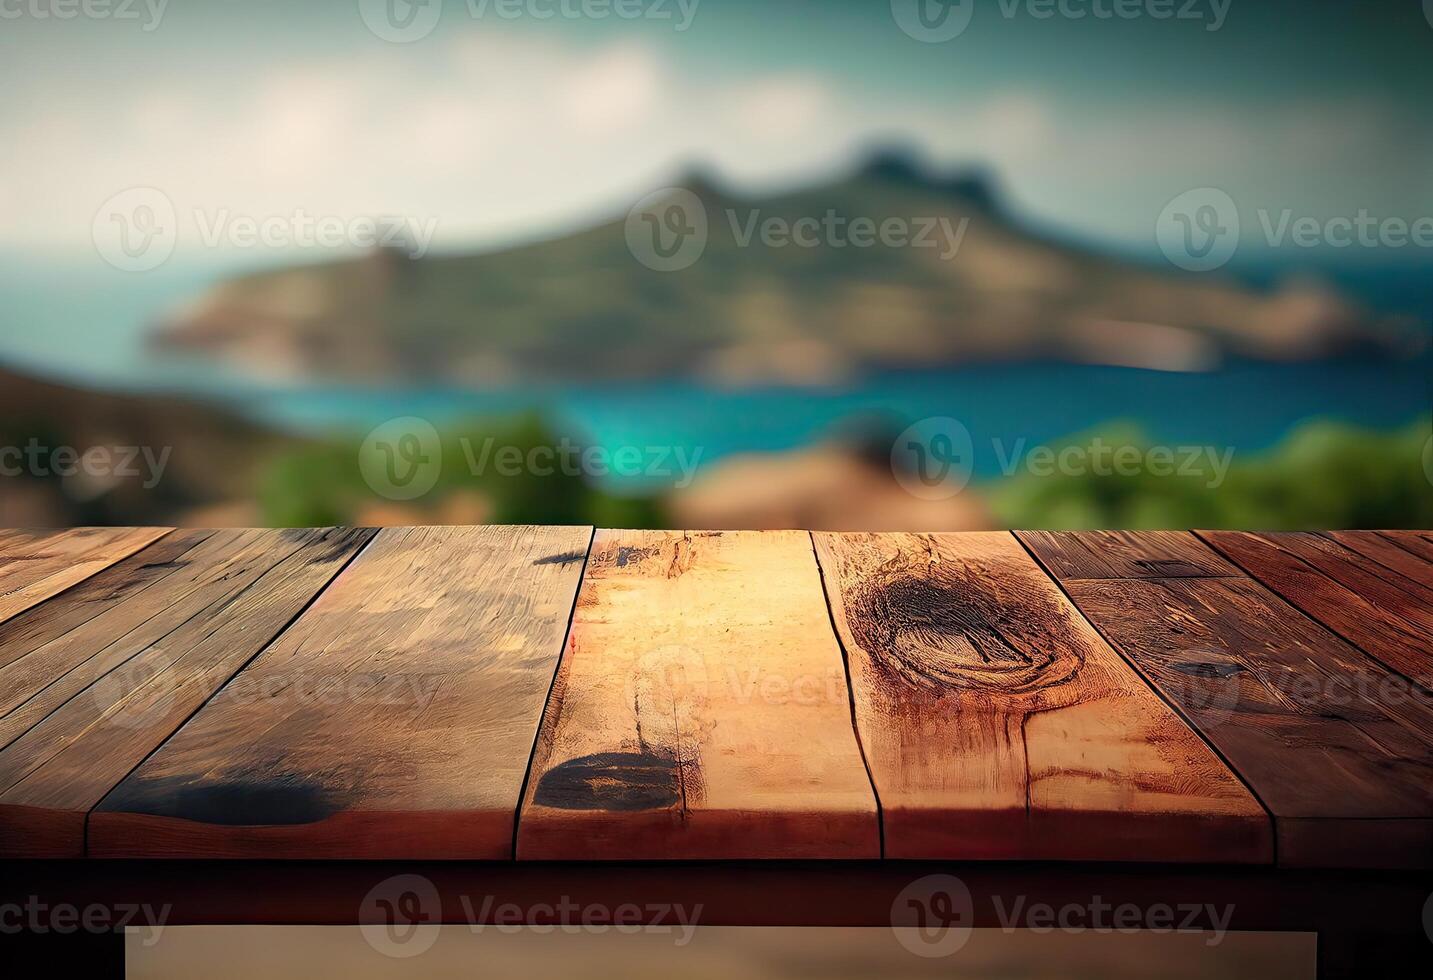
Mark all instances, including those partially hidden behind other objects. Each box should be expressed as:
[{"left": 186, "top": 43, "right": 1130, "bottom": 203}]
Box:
[{"left": 1, "top": 526, "right": 1429, "bottom": 869}]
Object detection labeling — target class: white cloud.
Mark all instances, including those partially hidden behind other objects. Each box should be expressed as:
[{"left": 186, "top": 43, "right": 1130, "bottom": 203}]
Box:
[{"left": 1, "top": 29, "right": 1427, "bottom": 256}]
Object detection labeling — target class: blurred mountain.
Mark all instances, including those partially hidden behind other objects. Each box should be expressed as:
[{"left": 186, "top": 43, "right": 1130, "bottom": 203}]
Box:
[
  {"left": 153, "top": 152, "right": 1421, "bottom": 385},
  {"left": 0, "top": 364, "right": 284, "bottom": 526}
]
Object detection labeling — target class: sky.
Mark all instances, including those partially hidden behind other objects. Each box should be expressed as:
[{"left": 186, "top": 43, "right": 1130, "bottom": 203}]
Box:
[{"left": 2, "top": 0, "right": 1431, "bottom": 259}]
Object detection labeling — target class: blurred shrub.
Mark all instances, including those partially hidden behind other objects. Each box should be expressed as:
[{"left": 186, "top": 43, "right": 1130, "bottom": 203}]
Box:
[
  {"left": 257, "top": 412, "right": 665, "bottom": 528},
  {"left": 988, "top": 417, "right": 1433, "bottom": 530}
]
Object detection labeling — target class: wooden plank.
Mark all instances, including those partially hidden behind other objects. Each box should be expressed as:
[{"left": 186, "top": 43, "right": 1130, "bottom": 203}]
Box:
[
  {"left": 1271, "top": 531, "right": 1433, "bottom": 609},
  {"left": 813, "top": 531, "right": 1269, "bottom": 863},
  {"left": 517, "top": 529, "right": 879, "bottom": 860},
  {"left": 0, "top": 527, "right": 170, "bottom": 625},
  {"left": 1325, "top": 531, "right": 1433, "bottom": 604},
  {"left": 1017, "top": 529, "right": 1239, "bottom": 580},
  {"left": 1, "top": 529, "right": 296, "bottom": 750},
  {"left": 0, "top": 527, "right": 374, "bottom": 858},
  {"left": 1378, "top": 529, "right": 1433, "bottom": 565},
  {"left": 1023, "top": 530, "right": 1433, "bottom": 869},
  {"left": 1198, "top": 530, "right": 1432, "bottom": 690},
  {"left": 0, "top": 530, "right": 214, "bottom": 680},
  {"left": 91, "top": 525, "right": 591, "bottom": 860}
]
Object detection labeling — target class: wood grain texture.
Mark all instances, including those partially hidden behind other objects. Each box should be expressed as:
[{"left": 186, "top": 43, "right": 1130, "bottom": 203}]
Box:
[
  {"left": 517, "top": 529, "right": 879, "bottom": 860},
  {"left": 1198, "top": 530, "right": 1432, "bottom": 690},
  {"left": 815, "top": 531, "right": 1269, "bottom": 863},
  {"left": 1324, "top": 531, "right": 1433, "bottom": 604},
  {"left": 0, "top": 527, "right": 170, "bottom": 625},
  {"left": 1018, "top": 529, "right": 1239, "bottom": 580},
  {"left": 92, "top": 525, "right": 591, "bottom": 860},
  {"left": 1026, "top": 530, "right": 1433, "bottom": 869},
  {"left": 1, "top": 529, "right": 291, "bottom": 750},
  {"left": 0, "top": 527, "right": 374, "bottom": 858},
  {"left": 1380, "top": 529, "right": 1433, "bottom": 564}
]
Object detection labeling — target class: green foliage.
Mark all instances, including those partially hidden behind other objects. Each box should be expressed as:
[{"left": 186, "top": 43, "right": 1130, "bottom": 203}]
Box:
[
  {"left": 987, "top": 417, "right": 1433, "bottom": 530},
  {"left": 258, "top": 411, "right": 1433, "bottom": 532},
  {"left": 256, "top": 413, "right": 669, "bottom": 528}
]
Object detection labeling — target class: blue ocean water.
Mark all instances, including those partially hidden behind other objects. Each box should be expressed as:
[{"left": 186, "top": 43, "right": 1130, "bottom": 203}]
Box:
[
  {"left": 4, "top": 254, "right": 1429, "bottom": 491},
  {"left": 203, "top": 356, "right": 1432, "bottom": 489}
]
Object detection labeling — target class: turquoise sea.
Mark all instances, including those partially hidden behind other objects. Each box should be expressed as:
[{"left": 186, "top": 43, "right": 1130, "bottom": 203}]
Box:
[{"left": 3, "top": 254, "right": 1429, "bottom": 490}]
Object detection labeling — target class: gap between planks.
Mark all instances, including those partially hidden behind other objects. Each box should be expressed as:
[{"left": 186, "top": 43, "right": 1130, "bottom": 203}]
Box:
[
  {"left": 808, "top": 530, "right": 887, "bottom": 859},
  {"left": 1011, "top": 531, "right": 1280, "bottom": 864},
  {"left": 507, "top": 525, "right": 596, "bottom": 860},
  {"left": 79, "top": 530, "right": 382, "bottom": 856}
]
